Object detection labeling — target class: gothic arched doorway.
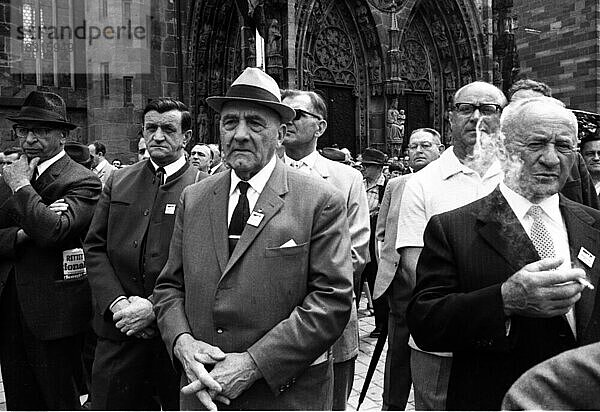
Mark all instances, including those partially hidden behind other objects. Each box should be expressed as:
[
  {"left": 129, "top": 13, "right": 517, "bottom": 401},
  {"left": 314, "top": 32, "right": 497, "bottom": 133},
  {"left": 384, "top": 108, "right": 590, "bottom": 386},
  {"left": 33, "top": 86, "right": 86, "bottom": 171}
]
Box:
[
  {"left": 391, "top": 0, "right": 485, "bottom": 148},
  {"left": 296, "top": 0, "right": 382, "bottom": 156}
]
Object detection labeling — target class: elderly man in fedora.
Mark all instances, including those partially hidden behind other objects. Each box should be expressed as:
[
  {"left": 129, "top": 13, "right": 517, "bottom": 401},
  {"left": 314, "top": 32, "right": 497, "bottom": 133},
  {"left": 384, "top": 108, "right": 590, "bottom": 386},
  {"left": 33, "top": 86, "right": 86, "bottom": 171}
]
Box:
[
  {"left": 153, "top": 67, "right": 353, "bottom": 410},
  {"left": 0, "top": 91, "right": 101, "bottom": 409}
]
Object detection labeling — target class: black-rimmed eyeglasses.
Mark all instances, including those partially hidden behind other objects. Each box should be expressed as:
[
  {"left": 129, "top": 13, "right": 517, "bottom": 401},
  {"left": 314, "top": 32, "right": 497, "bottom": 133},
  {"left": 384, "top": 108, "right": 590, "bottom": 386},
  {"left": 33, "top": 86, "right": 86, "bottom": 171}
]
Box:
[
  {"left": 292, "top": 108, "right": 322, "bottom": 121},
  {"left": 454, "top": 103, "right": 503, "bottom": 116},
  {"left": 13, "top": 125, "right": 54, "bottom": 138}
]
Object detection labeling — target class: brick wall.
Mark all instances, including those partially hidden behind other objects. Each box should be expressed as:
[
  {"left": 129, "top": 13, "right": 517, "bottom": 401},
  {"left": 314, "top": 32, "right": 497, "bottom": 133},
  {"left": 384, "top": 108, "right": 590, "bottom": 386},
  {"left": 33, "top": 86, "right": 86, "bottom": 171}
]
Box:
[{"left": 513, "top": 0, "right": 600, "bottom": 112}]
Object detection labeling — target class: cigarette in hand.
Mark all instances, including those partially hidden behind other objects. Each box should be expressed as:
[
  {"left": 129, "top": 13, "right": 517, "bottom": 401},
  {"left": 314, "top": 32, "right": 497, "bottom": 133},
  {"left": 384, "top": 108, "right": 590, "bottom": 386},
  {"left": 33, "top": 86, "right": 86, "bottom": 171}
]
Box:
[{"left": 577, "top": 277, "right": 595, "bottom": 290}]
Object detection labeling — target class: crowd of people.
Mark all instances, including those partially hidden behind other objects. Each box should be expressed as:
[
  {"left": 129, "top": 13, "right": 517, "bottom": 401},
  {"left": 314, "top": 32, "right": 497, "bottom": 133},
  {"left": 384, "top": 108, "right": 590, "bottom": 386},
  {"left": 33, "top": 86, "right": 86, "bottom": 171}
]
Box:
[{"left": 1, "top": 67, "right": 600, "bottom": 412}]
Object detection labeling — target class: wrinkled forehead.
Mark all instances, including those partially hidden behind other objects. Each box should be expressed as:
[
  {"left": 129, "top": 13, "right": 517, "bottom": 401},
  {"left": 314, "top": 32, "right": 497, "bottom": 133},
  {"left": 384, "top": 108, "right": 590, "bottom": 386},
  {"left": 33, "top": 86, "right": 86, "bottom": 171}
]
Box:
[
  {"left": 410, "top": 131, "right": 437, "bottom": 144},
  {"left": 505, "top": 98, "right": 577, "bottom": 139},
  {"left": 143, "top": 109, "right": 183, "bottom": 126},
  {"left": 191, "top": 145, "right": 211, "bottom": 155},
  {"left": 455, "top": 83, "right": 506, "bottom": 105}
]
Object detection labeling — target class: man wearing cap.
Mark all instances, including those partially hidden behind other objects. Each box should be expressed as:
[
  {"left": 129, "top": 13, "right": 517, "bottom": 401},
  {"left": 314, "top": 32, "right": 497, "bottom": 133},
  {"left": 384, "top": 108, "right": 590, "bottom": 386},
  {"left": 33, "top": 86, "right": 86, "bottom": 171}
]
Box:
[
  {"left": 360, "top": 147, "right": 389, "bottom": 338},
  {"left": 154, "top": 68, "right": 353, "bottom": 410},
  {"left": 0, "top": 91, "right": 101, "bottom": 409},
  {"left": 84, "top": 98, "right": 198, "bottom": 410},
  {"left": 280, "top": 89, "right": 370, "bottom": 410}
]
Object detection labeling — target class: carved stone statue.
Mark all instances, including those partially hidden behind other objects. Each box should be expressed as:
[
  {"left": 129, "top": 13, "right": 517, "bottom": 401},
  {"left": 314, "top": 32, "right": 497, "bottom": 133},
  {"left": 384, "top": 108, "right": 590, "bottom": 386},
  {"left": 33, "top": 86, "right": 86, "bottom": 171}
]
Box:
[
  {"left": 267, "top": 19, "right": 281, "bottom": 55},
  {"left": 387, "top": 98, "right": 405, "bottom": 144}
]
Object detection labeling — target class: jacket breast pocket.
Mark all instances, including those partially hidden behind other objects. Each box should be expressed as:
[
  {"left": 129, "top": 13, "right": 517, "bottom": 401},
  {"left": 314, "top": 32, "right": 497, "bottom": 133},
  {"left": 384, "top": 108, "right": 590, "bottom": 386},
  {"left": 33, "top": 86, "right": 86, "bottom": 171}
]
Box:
[{"left": 264, "top": 241, "right": 309, "bottom": 258}]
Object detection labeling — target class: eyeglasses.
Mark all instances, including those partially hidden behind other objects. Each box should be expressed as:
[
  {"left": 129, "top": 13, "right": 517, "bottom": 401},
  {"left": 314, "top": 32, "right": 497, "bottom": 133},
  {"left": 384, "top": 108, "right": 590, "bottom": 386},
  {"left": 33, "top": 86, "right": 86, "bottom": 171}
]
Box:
[
  {"left": 454, "top": 103, "right": 503, "bottom": 116},
  {"left": 13, "top": 125, "right": 54, "bottom": 138},
  {"left": 292, "top": 108, "right": 322, "bottom": 121},
  {"left": 408, "top": 142, "right": 434, "bottom": 150}
]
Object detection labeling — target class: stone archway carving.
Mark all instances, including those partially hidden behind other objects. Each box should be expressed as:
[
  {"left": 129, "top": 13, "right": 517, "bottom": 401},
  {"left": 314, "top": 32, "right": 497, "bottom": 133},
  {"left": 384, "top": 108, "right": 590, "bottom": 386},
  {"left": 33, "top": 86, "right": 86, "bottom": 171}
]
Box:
[
  {"left": 296, "top": 0, "right": 382, "bottom": 152},
  {"left": 396, "top": 0, "right": 485, "bottom": 144}
]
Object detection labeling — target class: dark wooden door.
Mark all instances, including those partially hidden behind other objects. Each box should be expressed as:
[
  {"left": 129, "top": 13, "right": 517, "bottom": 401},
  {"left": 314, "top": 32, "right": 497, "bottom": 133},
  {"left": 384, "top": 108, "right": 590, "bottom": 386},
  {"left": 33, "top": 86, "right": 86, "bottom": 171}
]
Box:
[
  {"left": 315, "top": 85, "right": 357, "bottom": 155},
  {"left": 398, "top": 93, "right": 431, "bottom": 152}
]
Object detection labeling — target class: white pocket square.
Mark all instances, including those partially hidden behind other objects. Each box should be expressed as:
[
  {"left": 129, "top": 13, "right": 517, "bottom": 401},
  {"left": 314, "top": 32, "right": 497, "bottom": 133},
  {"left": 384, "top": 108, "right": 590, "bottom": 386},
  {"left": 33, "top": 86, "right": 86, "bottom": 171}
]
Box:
[{"left": 280, "top": 239, "right": 298, "bottom": 248}]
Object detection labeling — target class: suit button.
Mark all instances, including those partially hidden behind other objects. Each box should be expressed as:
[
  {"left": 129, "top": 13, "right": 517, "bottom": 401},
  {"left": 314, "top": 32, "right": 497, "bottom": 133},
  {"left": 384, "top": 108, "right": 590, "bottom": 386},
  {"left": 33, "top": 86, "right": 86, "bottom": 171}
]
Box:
[
  {"left": 216, "top": 328, "right": 223, "bottom": 334},
  {"left": 133, "top": 241, "right": 138, "bottom": 248},
  {"left": 143, "top": 209, "right": 150, "bottom": 216}
]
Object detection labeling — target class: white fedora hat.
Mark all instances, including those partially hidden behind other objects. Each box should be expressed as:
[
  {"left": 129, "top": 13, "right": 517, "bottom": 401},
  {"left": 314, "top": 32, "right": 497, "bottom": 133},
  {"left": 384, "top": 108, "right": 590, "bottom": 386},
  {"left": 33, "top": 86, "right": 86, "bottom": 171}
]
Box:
[{"left": 206, "top": 67, "right": 296, "bottom": 123}]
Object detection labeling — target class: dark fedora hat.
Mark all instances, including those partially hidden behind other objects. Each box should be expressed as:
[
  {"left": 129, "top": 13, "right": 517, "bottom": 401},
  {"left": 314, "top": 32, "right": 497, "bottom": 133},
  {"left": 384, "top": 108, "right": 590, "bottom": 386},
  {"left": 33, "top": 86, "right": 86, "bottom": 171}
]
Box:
[
  {"left": 65, "top": 141, "right": 92, "bottom": 169},
  {"left": 361, "top": 147, "right": 387, "bottom": 165},
  {"left": 7, "top": 91, "right": 77, "bottom": 130},
  {"left": 206, "top": 67, "right": 295, "bottom": 123},
  {"left": 321, "top": 147, "right": 346, "bottom": 162}
]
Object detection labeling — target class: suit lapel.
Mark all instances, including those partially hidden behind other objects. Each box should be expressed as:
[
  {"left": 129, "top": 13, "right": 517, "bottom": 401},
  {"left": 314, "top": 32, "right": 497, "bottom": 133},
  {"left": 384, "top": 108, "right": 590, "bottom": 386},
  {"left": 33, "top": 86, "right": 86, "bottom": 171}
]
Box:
[
  {"left": 33, "top": 155, "right": 69, "bottom": 193},
  {"left": 561, "top": 197, "right": 600, "bottom": 340},
  {"left": 476, "top": 188, "right": 539, "bottom": 273},
  {"left": 220, "top": 159, "right": 288, "bottom": 281},
  {"left": 311, "top": 154, "right": 330, "bottom": 181},
  {"left": 210, "top": 172, "right": 231, "bottom": 274}
]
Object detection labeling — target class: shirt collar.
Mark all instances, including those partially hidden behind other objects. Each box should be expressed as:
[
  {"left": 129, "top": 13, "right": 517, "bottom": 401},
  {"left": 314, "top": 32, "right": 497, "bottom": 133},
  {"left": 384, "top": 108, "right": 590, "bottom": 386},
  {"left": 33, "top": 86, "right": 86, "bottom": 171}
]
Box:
[
  {"left": 37, "top": 150, "right": 66, "bottom": 176},
  {"left": 149, "top": 155, "right": 187, "bottom": 179},
  {"left": 283, "top": 151, "right": 319, "bottom": 169},
  {"left": 230, "top": 154, "right": 277, "bottom": 197},
  {"left": 499, "top": 182, "right": 562, "bottom": 224},
  {"left": 94, "top": 158, "right": 108, "bottom": 172},
  {"left": 210, "top": 162, "right": 222, "bottom": 174},
  {"left": 438, "top": 146, "right": 503, "bottom": 181}
]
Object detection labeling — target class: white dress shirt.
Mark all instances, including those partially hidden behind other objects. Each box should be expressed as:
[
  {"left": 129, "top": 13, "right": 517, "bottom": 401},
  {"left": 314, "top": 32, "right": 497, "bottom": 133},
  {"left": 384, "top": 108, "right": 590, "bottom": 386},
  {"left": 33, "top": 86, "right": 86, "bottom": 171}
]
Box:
[
  {"left": 149, "top": 155, "right": 187, "bottom": 184},
  {"left": 499, "top": 182, "right": 576, "bottom": 337},
  {"left": 228, "top": 154, "right": 277, "bottom": 226},
  {"left": 37, "top": 150, "right": 66, "bottom": 177},
  {"left": 283, "top": 151, "right": 319, "bottom": 174}
]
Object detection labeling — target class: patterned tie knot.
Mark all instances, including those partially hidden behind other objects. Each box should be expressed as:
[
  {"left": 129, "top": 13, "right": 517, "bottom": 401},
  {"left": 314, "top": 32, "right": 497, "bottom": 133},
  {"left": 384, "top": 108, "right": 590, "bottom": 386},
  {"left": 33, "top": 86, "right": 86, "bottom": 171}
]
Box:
[
  {"left": 528, "top": 205, "right": 543, "bottom": 220},
  {"left": 238, "top": 181, "right": 250, "bottom": 195}
]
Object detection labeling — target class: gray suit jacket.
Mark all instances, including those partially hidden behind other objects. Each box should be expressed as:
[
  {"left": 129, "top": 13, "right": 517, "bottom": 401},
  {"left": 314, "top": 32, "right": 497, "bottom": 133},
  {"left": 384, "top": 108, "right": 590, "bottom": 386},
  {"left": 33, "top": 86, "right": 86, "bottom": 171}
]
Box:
[
  {"left": 154, "top": 158, "right": 354, "bottom": 409},
  {"left": 502, "top": 342, "right": 600, "bottom": 410},
  {"left": 373, "top": 175, "right": 411, "bottom": 299},
  {"left": 310, "top": 153, "right": 370, "bottom": 362}
]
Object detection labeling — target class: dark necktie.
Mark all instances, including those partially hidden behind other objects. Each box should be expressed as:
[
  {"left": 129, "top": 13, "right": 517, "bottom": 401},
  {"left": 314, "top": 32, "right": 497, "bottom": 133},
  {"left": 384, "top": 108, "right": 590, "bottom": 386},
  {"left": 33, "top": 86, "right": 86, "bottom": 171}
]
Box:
[
  {"left": 228, "top": 181, "right": 250, "bottom": 255},
  {"left": 155, "top": 167, "right": 165, "bottom": 186}
]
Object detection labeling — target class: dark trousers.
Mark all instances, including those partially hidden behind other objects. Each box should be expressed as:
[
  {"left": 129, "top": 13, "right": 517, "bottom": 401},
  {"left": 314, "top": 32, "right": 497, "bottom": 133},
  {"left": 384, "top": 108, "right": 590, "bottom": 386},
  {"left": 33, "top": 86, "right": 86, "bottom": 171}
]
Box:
[
  {"left": 382, "top": 267, "right": 413, "bottom": 410},
  {"left": 91, "top": 336, "right": 180, "bottom": 410},
  {"left": 332, "top": 356, "right": 357, "bottom": 410},
  {"left": 362, "top": 218, "right": 389, "bottom": 331},
  {"left": 0, "top": 272, "right": 84, "bottom": 410}
]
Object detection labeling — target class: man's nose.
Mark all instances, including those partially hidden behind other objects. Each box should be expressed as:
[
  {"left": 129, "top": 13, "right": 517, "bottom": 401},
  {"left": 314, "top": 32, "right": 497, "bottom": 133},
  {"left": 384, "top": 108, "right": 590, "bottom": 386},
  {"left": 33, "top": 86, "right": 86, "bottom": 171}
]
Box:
[
  {"left": 25, "top": 130, "right": 38, "bottom": 144},
  {"left": 594, "top": 152, "right": 600, "bottom": 160},
  {"left": 540, "top": 144, "right": 560, "bottom": 166},
  {"left": 153, "top": 127, "right": 165, "bottom": 140},
  {"left": 233, "top": 121, "right": 250, "bottom": 141}
]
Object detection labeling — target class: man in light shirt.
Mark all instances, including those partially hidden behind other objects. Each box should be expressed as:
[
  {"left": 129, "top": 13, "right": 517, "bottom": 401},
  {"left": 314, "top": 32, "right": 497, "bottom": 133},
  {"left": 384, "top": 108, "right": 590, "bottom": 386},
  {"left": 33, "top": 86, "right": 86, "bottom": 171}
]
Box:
[
  {"left": 407, "top": 96, "right": 600, "bottom": 410},
  {"left": 281, "top": 89, "right": 370, "bottom": 410},
  {"left": 89, "top": 141, "right": 116, "bottom": 186},
  {"left": 396, "top": 81, "right": 507, "bottom": 410}
]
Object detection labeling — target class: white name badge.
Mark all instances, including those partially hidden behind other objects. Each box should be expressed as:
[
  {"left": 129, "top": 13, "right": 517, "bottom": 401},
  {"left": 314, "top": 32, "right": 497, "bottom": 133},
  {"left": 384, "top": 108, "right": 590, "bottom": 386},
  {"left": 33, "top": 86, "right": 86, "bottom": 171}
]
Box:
[
  {"left": 247, "top": 211, "right": 264, "bottom": 227},
  {"left": 578, "top": 247, "right": 595, "bottom": 268},
  {"left": 165, "top": 204, "right": 176, "bottom": 215},
  {"left": 62, "top": 248, "right": 87, "bottom": 280}
]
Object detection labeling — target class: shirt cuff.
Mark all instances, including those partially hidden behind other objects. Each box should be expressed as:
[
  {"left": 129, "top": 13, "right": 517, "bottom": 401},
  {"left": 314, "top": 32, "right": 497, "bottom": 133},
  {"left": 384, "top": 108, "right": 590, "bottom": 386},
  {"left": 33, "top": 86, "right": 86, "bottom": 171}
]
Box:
[
  {"left": 109, "top": 296, "right": 128, "bottom": 313},
  {"left": 12, "top": 183, "right": 31, "bottom": 194}
]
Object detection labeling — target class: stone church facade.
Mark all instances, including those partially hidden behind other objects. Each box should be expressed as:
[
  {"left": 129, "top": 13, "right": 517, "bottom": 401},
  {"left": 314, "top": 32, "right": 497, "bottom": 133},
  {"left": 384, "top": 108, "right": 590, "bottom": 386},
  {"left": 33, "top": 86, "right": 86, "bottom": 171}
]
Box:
[{"left": 0, "top": 0, "right": 594, "bottom": 161}]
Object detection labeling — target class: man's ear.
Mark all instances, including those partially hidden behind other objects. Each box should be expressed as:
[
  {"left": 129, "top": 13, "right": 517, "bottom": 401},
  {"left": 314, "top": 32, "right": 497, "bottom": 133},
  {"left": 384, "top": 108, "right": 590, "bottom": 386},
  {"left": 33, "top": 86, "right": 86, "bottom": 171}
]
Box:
[
  {"left": 278, "top": 123, "right": 287, "bottom": 144},
  {"left": 314, "top": 119, "right": 328, "bottom": 139},
  {"left": 183, "top": 129, "right": 192, "bottom": 146}
]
